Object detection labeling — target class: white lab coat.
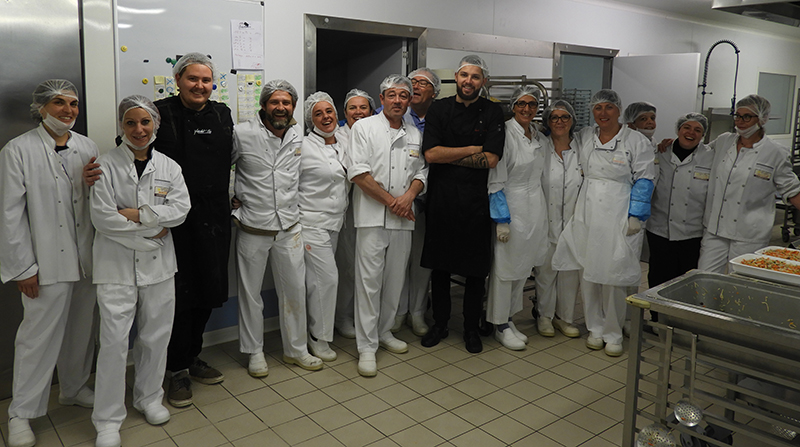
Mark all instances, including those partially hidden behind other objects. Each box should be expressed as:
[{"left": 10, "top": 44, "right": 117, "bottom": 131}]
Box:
[{"left": 648, "top": 143, "right": 714, "bottom": 241}]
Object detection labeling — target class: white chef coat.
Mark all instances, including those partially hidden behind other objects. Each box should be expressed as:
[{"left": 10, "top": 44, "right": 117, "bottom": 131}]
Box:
[
  {"left": 0, "top": 125, "right": 97, "bottom": 285},
  {"left": 704, "top": 133, "right": 800, "bottom": 243},
  {"left": 299, "top": 131, "right": 349, "bottom": 231},
  {"left": 232, "top": 117, "right": 302, "bottom": 231},
  {"left": 542, "top": 137, "right": 583, "bottom": 245},
  {"left": 648, "top": 143, "right": 714, "bottom": 241},
  {"left": 91, "top": 145, "right": 191, "bottom": 286},
  {"left": 347, "top": 112, "right": 427, "bottom": 230}
]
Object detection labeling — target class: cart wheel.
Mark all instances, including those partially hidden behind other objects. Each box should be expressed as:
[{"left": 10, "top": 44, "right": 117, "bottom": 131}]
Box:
[
  {"left": 531, "top": 306, "right": 539, "bottom": 319},
  {"left": 794, "top": 228, "right": 800, "bottom": 236},
  {"left": 478, "top": 311, "right": 493, "bottom": 336},
  {"left": 782, "top": 229, "right": 790, "bottom": 242}
]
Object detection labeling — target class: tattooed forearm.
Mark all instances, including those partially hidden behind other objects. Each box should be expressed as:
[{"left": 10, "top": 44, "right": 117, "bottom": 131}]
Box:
[{"left": 450, "top": 152, "right": 489, "bottom": 169}]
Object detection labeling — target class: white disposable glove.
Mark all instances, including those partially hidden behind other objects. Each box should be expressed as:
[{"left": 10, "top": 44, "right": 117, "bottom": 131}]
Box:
[
  {"left": 497, "top": 223, "right": 510, "bottom": 243},
  {"left": 626, "top": 216, "right": 642, "bottom": 236}
]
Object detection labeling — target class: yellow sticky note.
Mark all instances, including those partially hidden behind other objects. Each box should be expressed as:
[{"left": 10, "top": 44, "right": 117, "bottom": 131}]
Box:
[
  {"left": 245, "top": 74, "right": 255, "bottom": 82},
  {"left": 154, "top": 76, "right": 166, "bottom": 85}
]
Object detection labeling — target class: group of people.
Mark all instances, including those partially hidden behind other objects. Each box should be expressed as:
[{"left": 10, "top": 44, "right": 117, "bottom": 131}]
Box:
[{"left": 3, "top": 48, "right": 800, "bottom": 447}]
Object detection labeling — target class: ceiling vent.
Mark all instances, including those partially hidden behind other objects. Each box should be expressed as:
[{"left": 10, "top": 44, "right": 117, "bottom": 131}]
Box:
[{"left": 713, "top": 0, "right": 800, "bottom": 27}]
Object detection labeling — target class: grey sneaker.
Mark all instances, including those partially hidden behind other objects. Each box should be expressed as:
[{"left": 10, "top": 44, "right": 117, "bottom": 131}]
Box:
[
  {"left": 168, "top": 370, "right": 193, "bottom": 408},
  {"left": 189, "top": 357, "right": 224, "bottom": 384}
]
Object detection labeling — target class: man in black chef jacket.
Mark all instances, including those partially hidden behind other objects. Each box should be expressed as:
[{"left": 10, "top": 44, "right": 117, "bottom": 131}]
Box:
[{"left": 419, "top": 55, "right": 505, "bottom": 354}]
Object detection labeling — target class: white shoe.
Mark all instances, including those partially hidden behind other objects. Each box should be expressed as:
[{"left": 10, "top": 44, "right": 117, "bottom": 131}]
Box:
[
  {"left": 140, "top": 402, "right": 170, "bottom": 425},
  {"left": 407, "top": 314, "right": 429, "bottom": 337},
  {"left": 336, "top": 325, "right": 356, "bottom": 339},
  {"left": 358, "top": 352, "right": 377, "bottom": 377},
  {"left": 8, "top": 417, "right": 35, "bottom": 447},
  {"left": 507, "top": 321, "right": 528, "bottom": 344},
  {"left": 379, "top": 335, "right": 408, "bottom": 354},
  {"left": 391, "top": 314, "right": 406, "bottom": 333},
  {"left": 95, "top": 427, "right": 121, "bottom": 447},
  {"left": 283, "top": 354, "right": 323, "bottom": 371},
  {"left": 586, "top": 336, "right": 604, "bottom": 350},
  {"left": 494, "top": 328, "right": 525, "bottom": 351},
  {"left": 605, "top": 343, "right": 624, "bottom": 357},
  {"left": 308, "top": 337, "right": 337, "bottom": 362},
  {"left": 248, "top": 352, "right": 269, "bottom": 377},
  {"left": 553, "top": 318, "right": 580, "bottom": 338},
  {"left": 537, "top": 317, "right": 555, "bottom": 337},
  {"left": 59, "top": 386, "right": 94, "bottom": 408}
]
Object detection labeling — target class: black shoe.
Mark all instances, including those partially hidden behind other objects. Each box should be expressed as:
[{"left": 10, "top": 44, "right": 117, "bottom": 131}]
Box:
[
  {"left": 189, "top": 357, "right": 225, "bottom": 385},
  {"left": 168, "top": 370, "right": 193, "bottom": 408},
  {"left": 464, "top": 330, "right": 483, "bottom": 353},
  {"left": 421, "top": 325, "right": 448, "bottom": 348}
]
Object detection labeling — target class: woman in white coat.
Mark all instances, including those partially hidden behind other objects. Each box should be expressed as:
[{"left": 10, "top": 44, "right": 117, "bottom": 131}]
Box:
[
  {"left": 90, "top": 95, "right": 191, "bottom": 447},
  {"left": 300, "top": 92, "right": 349, "bottom": 362},
  {"left": 552, "top": 89, "right": 655, "bottom": 357},
  {"left": 487, "top": 86, "right": 549, "bottom": 351},
  {"left": 534, "top": 100, "right": 583, "bottom": 339},
  {"left": 699, "top": 94, "right": 800, "bottom": 272}
]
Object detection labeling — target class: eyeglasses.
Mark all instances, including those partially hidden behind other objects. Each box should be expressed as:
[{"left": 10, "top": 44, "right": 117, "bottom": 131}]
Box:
[
  {"left": 548, "top": 115, "right": 572, "bottom": 123},
  {"left": 514, "top": 101, "right": 538, "bottom": 110},
  {"left": 410, "top": 79, "right": 432, "bottom": 88},
  {"left": 733, "top": 113, "right": 757, "bottom": 123}
]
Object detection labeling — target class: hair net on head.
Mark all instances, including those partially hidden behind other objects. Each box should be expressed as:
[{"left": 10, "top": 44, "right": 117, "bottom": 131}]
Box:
[
  {"left": 736, "top": 94, "right": 771, "bottom": 126},
  {"left": 623, "top": 102, "right": 657, "bottom": 124},
  {"left": 456, "top": 54, "right": 489, "bottom": 78},
  {"left": 542, "top": 99, "right": 577, "bottom": 136},
  {"left": 409, "top": 68, "right": 442, "bottom": 97},
  {"left": 172, "top": 52, "right": 217, "bottom": 79},
  {"left": 379, "top": 75, "right": 412, "bottom": 96},
  {"left": 118, "top": 94, "right": 161, "bottom": 133},
  {"left": 260, "top": 79, "right": 299, "bottom": 107},
  {"left": 589, "top": 89, "right": 622, "bottom": 112},
  {"left": 344, "top": 88, "right": 376, "bottom": 112},
  {"left": 675, "top": 112, "right": 708, "bottom": 136},
  {"left": 509, "top": 85, "right": 541, "bottom": 109},
  {"left": 30, "top": 79, "right": 79, "bottom": 122},
  {"left": 303, "top": 91, "right": 337, "bottom": 127}
]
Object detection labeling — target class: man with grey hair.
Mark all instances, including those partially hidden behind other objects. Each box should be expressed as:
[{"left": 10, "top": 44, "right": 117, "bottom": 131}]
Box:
[
  {"left": 232, "top": 79, "right": 322, "bottom": 377},
  {"left": 348, "top": 74, "right": 428, "bottom": 377}
]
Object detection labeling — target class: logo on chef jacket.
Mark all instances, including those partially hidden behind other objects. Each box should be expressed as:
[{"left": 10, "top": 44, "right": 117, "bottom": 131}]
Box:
[
  {"left": 693, "top": 166, "right": 710, "bottom": 181},
  {"left": 294, "top": 147, "right": 302, "bottom": 156},
  {"left": 754, "top": 163, "right": 773, "bottom": 181},
  {"left": 194, "top": 129, "right": 212, "bottom": 135}
]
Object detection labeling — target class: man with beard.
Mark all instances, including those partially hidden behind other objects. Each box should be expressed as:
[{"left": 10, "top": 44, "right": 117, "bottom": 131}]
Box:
[
  {"left": 419, "top": 55, "right": 505, "bottom": 354},
  {"left": 231, "top": 79, "right": 322, "bottom": 377}
]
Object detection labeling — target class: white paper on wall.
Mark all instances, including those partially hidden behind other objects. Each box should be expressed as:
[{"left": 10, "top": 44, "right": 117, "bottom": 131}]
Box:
[{"left": 230, "top": 20, "right": 263, "bottom": 70}]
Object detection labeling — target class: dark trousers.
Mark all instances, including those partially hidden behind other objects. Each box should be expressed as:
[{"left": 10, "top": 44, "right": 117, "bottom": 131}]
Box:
[
  {"left": 646, "top": 231, "right": 702, "bottom": 288},
  {"left": 430, "top": 270, "right": 485, "bottom": 332},
  {"left": 166, "top": 307, "right": 213, "bottom": 372}
]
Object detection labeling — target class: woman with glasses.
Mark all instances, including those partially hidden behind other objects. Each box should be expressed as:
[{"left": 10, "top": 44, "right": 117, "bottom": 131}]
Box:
[
  {"left": 553, "top": 89, "right": 655, "bottom": 357},
  {"left": 533, "top": 100, "right": 583, "bottom": 340},
  {"left": 486, "top": 85, "right": 548, "bottom": 351},
  {"left": 698, "top": 94, "right": 800, "bottom": 272}
]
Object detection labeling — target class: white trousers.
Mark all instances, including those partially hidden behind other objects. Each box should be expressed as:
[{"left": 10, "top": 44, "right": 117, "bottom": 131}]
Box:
[
  {"left": 334, "top": 207, "right": 356, "bottom": 330},
  {"left": 92, "top": 279, "right": 174, "bottom": 431},
  {"left": 354, "top": 227, "right": 411, "bottom": 354},
  {"left": 304, "top": 227, "right": 339, "bottom": 343},
  {"left": 10, "top": 278, "right": 96, "bottom": 419},
  {"left": 581, "top": 276, "right": 627, "bottom": 345},
  {"left": 698, "top": 232, "right": 765, "bottom": 274},
  {"left": 236, "top": 226, "right": 309, "bottom": 358},
  {"left": 534, "top": 242, "right": 578, "bottom": 323},
  {"left": 398, "top": 211, "right": 431, "bottom": 318},
  {"left": 486, "top": 274, "right": 526, "bottom": 325}
]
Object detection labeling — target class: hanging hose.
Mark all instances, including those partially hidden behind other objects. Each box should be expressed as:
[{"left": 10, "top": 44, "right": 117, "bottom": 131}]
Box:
[{"left": 699, "top": 40, "right": 740, "bottom": 114}]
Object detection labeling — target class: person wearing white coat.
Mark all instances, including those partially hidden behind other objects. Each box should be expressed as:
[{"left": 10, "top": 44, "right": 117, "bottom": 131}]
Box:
[
  {"left": 534, "top": 100, "right": 583, "bottom": 340},
  {"left": 299, "top": 92, "right": 349, "bottom": 362},
  {"left": 348, "top": 75, "right": 427, "bottom": 377},
  {"left": 0, "top": 79, "right": 98, "bottom": 447},
  {"left": 699, "top": 95, "right": 800, "bottom": 272},
  {"left": 90, "top": 96, "right": 191, "bottom": 447},
  {"left": 232, "top": 79, "right": 323, "bottom": 376},
  {"left": 487, "top": 86, "right": 548, "bottom": 351},
  {"left": 552, "top": 89, "right": 655, "bottom": 357}
]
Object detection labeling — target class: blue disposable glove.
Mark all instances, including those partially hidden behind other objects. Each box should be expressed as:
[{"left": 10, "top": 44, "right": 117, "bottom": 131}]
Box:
[
  {"left": 629, "top": 178, "right": 654, "bottom": 221},
  {"left": 489, "top": 190, "right": 511, "bottom": 224}
]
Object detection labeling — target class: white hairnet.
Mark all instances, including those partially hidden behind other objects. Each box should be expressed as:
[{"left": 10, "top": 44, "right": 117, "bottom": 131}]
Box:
[
  {"left": 457, "top": 54, "right": 489, "bottom": 78},
  {"left": 736, "top": 94, "right": 771, "bottom": 126},
  {"left": 509, "top": 85, "right": 541, "bottom": 109},
  {"left": 344, "top": 88, "right": 376, "bottom": 112},
  {"left": 675, "top": 112, "right": 708, "bottom": 136},
  {"left": 379, "top": 75, "right": 412, "bottom": 96},
  {"left": 589, "top": 89, "right": 622, "bottom": 112},
  {"left": 542, "top": 99, "right": 577, "bottom": 136},
  {"left": 409, "top": 68, "right": 442, "bottom": 97},
  {"left": 303, "top": 91, "right": 337, "bottom": 127},
  {"left": 260, "top": 79, "right": 298, "bottom": 107},
  {"left": 118, "top": 94, "right": 161, "bottom": 133},
  {"left": 623, "top": 101, "right": 657, "bottom": 124},
  {"left": 30, "top": 79, "right": 78, "bottom": 122},
  {"left": 172, "top": 52, "right": 217, "bottom": 79}
]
